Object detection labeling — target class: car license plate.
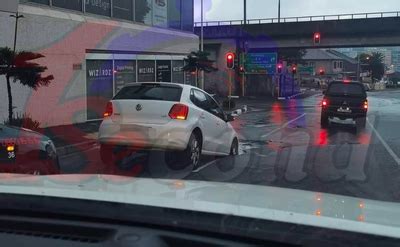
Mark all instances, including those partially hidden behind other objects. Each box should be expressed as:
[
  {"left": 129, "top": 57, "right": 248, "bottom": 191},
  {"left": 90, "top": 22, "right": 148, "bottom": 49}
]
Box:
[
  {"left": 337, "top": 107, "right": 352, "bottom": 113},
  {"left": 121, "top": 125, "right": 150, "bottom": 134}
]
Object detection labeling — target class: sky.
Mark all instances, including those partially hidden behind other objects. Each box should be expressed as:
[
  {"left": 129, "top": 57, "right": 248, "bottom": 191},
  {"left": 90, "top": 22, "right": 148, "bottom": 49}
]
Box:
[{"left": 194, "top": 0, "right": 400, "bottom": 22}]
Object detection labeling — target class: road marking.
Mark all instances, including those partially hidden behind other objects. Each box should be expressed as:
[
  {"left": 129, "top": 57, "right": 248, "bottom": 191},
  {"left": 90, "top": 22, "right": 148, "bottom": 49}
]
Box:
[
  {"left": 261, "top": 113, "right": 307, "bottom": 139},
  {"left": 192, "top": 160, "right": 217, "bottom": 173},
  {"left": 367, "top": 118, "right": 400, "bottom": 166}
]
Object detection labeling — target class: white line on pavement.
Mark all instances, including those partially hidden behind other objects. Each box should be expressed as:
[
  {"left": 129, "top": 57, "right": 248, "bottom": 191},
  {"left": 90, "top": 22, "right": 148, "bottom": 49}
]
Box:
[
  {"left": 261, "top": 113, "right": 307, "bottom": 139},
  {"left": 367, "top": 118, "right": 400, "bottom": 166},
  {"left": 192, "top": 160, "right": 218, "bottom": 173}
]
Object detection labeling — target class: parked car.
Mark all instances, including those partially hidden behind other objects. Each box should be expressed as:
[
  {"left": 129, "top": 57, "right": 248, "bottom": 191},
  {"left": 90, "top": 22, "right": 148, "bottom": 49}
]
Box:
[
  {"left": 0, "top": 124, "right": 60, "bottom": 175},
  {"left": 98, "top": 82, "right": 239, "bottom": 169},
  {"left": 321, "top": 81, "right": 368, "bottom": 129}
]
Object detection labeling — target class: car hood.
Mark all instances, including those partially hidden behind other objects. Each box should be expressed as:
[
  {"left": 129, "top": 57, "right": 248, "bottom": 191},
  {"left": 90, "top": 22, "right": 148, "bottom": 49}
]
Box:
[{"left": 0, "top": 174, "right": 399, "bottom": 238}]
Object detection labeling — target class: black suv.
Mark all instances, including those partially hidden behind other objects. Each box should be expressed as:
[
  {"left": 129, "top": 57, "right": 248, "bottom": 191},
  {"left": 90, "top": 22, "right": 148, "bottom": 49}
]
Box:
[{"left": 321, "top": 81, "right": 368, "bottom": 128}]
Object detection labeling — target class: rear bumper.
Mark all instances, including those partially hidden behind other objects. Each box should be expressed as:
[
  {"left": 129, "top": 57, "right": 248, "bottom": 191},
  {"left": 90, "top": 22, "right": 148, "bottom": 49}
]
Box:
[
  {"left": 323, "top": 109, "right": 367, "bottom": 119},
  {"left": 98, "top": 120, "right": 192, "bottom": 151}
]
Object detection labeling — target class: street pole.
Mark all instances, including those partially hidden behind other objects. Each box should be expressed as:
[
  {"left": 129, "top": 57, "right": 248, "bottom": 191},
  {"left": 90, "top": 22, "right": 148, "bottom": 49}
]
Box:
[
  {"left": 200, "top": 0, "right": 205, "bottom": 90},
  {"left": 244, "top": 0, "right": 247, "bottom": 24},
  {"left": 278, "top": 0, "right": 281, "bottom": 23},
  {"left": 357, "top": 53, "right": 360, "bottom": 81},
  {"left": 10, "top": 12, "right": 24, "bottom": 53}
]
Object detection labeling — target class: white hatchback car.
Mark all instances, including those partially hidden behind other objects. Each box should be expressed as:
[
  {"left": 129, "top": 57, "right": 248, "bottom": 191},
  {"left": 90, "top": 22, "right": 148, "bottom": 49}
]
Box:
[{"left": 98, "top": 82, "right": 239, "bottom": 169}]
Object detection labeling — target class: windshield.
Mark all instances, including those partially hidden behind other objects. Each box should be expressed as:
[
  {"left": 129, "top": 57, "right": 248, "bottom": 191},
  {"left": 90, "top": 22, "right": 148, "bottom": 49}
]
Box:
[
  {"left": 327, "top": 83, "right": 366, "bottom": 97},
  {"left": 1, "top": 0, "right": 400, "bottom": 244},
  {"left": 113, "top": 84, "right": 183, "bottom": 101}
]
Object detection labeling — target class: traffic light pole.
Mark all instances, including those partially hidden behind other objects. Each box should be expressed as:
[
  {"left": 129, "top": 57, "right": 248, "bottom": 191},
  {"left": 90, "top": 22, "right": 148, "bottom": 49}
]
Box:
[{"left": 228, "top": 69, "right": 232, "bottom": 110}]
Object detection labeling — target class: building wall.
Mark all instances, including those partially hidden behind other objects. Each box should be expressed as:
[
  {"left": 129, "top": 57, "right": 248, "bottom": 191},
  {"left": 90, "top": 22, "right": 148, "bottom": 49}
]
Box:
[
  {"left": 204, "top": 39, "right": 237, "bottom": 96},
  {"left": 0, "top": 4, "right": 198, "bottom": 126}
]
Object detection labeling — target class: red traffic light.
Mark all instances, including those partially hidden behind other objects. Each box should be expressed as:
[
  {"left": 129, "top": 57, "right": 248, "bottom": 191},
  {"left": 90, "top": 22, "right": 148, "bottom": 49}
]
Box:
[
  {"left": 292, "top": 65, "right": 297, "bottom": 74},
  {"left": 314, "top": 32, "right": 321, "bottom": 44},
  {"left": 319, "top": 68, "right": 325, "bottom": 75},
  {"left": 226, "top": 52, "right": 235, "bottom": 69},
  {"left": 277, "top": 64, "right": 283, "bottom": 73},
  {"left": 239, "top": 66, "right": 245, "bottom": 73}
]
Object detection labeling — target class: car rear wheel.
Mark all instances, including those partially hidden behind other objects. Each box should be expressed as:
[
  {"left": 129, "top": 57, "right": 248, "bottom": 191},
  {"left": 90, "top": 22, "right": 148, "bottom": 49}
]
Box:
[
  {"left": 356, "top": 117, "right": 367, "bottom": 129},
  {"left": 167, "top": 133, "right": 201, "bottom": 171},
  {"left": 321, "top": 113, "right": 329, "bottom": 128}
]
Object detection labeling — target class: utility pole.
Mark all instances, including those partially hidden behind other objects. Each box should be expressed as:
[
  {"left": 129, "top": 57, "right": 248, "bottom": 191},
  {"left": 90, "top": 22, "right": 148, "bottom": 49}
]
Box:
[
  {"left": 244, "top": 0, "right": 247, "bottom": 24},
  {"left": 278, "top": 0, "right": 281, "bottom": 23},
  {"left": 200, "top": 0, "right": 205, "bottom": 89},
  {"left": 10, "top": 12, "right": 24, "bottom": 53}
]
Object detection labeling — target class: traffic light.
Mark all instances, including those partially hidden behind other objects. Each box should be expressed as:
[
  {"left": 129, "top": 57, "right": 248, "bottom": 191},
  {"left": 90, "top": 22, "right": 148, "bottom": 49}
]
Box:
[
  {"left": 291, "top": 65, "right": 297, "bottom": 74},
  {"left": 319, "top": 68, "right": 325, "bottom": 75},
  {"left": 277, "top": 64, "right": 283, "bottom": 74},
  {"left": 226, "top": 52, "right": 235, "bottom": 69},
  {"left": 314, "top": 32, "right": 321, "bottom": 44},
  {"left": 239, "top": 65, "right": 245, "bottom": 73}
]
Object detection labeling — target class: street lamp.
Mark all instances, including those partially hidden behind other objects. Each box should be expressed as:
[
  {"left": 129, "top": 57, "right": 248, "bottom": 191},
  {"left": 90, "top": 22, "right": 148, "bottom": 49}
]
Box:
[
  {"left": 10, "top": 12, "right": 24, "bottom": 53},
  {"left": 278, "top": 0, "right": 281, "bottom": 23},
  {"left": 200, "top": 0, "right": 204, "bottom": 90}
]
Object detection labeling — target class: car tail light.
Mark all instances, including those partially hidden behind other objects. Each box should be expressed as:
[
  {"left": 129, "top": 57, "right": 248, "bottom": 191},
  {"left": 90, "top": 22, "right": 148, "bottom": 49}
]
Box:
[
  {"left": 169, "top": 104, "right": 189, "bottom": 120},
  {"left": 6, "top": 145, "right": 15, "bottom": 152},
  {"left": 103, "top": 102, "right": 113, "bottom": 118},
  {"left": 364, "top": 100, "right": 368, "bottom": 110},
  {"left": 322, "top": 99, "right": 328, "bottom": 107}
]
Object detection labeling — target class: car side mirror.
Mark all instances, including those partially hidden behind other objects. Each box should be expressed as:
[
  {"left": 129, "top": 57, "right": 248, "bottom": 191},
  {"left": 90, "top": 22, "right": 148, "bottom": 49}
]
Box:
[{"left": 225, "top": 114, "right": 235, "bottom": 122}]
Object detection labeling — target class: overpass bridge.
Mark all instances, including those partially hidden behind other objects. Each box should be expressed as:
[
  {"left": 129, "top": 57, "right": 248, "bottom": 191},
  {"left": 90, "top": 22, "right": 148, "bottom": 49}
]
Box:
[
  {"left": 193, "top": 11, "right": 400, "bottom": 97},
  {"left": 194, "top": 11, "right": 400, "bottom": 49}
]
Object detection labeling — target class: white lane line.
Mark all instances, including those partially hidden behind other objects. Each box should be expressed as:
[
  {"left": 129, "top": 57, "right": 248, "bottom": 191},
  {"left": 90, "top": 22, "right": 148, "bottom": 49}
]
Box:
[
  {"left": 367, "top": 118, "right": 400, "bottom": 166},
  {"left": 261, "top": 113, "right": 307, "bottom": 139},
  {"left": 192, "top": 160, "right": 218, "bottom": 173}
]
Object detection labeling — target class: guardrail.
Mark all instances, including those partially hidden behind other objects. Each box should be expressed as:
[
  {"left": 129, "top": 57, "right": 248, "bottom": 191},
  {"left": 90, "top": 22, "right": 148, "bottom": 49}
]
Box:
[{"left": 194, "top": 11, "right": 400, "bottom": 27}]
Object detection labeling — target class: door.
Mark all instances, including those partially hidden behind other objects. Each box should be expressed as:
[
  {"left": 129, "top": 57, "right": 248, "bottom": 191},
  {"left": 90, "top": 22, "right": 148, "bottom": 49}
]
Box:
[
  {"left": 191, "top": 89, "right": 219, "bottom": 153},
  {"left": 205, "top": 94, "right": 232, "bottom": 154}
]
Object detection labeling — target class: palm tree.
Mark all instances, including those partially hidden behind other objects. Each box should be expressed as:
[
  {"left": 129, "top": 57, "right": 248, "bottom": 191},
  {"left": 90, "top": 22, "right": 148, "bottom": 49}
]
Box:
[
  {"left": 183, "top": 51, "right": 217, "bottom": 87},
  {"left": 0, "top": 47, "right": 54, "bottom": 123},
  {"left": 358, "top": 52, "right": 385, "bottom": 81}
]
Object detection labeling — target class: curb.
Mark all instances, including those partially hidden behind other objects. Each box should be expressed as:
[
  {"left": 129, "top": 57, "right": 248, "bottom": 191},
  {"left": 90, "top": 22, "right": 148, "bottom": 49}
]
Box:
[{"left": 56, "top": 140, "right": 98, "bottom": 156}]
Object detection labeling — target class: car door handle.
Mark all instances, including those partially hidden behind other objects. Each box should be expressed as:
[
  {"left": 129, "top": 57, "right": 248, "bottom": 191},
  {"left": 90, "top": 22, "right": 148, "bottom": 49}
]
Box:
[{"left": 200, "top": 113, "right": 206, "bottom": 119}]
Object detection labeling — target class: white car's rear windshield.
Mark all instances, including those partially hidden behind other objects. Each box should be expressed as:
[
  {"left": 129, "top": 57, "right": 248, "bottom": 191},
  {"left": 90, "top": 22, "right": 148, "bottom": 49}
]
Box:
[{"left": 113, "top": 84, "right": 183, "bottom": 101}]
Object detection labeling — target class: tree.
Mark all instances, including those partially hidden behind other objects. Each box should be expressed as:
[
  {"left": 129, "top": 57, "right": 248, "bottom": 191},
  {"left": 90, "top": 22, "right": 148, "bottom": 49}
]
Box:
[
  {"left": 0, "top": 47, "right": 54, "bottom": 123},
  {"left": 357, "top": 52, "right": 385, "bottom": 81},
  {"left": 183, "top": 51, "right": 217, "bottom": 87},
  {"left": 278, "top": 49, "right": 307, "bottom": 65}
]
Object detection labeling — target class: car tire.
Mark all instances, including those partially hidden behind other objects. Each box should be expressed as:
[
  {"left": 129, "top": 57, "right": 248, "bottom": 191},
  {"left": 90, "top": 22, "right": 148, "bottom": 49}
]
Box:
[
  {"left": 321, "top": 113, "right": 329, "bottom": 128},
  {"left": 230, "top": 139, "right": 239, "bottom": 156},
  {"left": 167, "top": 133, "right": 201, "bottom": 171},
  {"left": 356, "top": 117, "right": 367, "bottom": 129}
]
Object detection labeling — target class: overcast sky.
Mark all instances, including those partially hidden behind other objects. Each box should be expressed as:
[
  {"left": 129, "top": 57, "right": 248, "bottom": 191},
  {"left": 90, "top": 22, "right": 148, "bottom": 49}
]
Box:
[{"left": 194, "top": 0, "right": 400, "bottom": 22}]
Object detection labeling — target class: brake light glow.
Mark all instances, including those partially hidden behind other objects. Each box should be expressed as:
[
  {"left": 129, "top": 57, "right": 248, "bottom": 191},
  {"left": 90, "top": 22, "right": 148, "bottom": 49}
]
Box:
[
  {"left": 169, "top": 104, "right": 189, "bottom": 120},
  {"left": 103, "top": 102, "right": 113, "bottom": 118},
  {"left": 322, "top": 99, "right": 328, "bottom": 107},
  {"left": 364, "top": 100, "right": 368, "bottom": 110},
  {"left": 343, "top": 80, "right": 351, "bottom": 83},
  {"left": 6, "top": 145, "right": 15, "bottom": 152}
]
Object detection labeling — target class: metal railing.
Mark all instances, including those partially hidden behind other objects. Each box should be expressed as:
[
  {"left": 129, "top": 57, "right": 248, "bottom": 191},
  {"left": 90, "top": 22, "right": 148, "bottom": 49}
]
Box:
[{"left": 194, "top": 11, "right": 400, "bottom": 27}]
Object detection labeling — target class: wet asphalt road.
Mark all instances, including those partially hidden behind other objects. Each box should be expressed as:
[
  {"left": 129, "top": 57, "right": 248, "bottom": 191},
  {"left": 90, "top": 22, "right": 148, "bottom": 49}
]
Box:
[{"left": 59, "top": 90, "right": 400, "bottom": 203}]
